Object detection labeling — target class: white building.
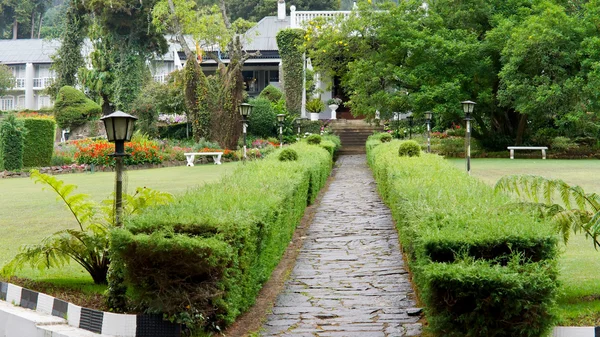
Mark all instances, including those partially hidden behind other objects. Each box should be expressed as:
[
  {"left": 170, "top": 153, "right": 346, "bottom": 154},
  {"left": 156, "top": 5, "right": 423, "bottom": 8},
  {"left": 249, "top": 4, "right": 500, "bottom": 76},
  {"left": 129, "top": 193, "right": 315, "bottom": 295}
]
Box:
[{"left": 0, "top": 39, "right": 59, "bottom": 111}]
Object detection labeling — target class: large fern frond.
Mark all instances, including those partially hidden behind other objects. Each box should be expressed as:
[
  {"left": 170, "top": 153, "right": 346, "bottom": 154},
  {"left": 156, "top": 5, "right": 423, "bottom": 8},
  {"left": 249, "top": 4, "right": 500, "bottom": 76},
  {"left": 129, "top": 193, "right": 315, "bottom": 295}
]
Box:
[{"left": 30, "top": 170, "right": 95, "bottom": 230}]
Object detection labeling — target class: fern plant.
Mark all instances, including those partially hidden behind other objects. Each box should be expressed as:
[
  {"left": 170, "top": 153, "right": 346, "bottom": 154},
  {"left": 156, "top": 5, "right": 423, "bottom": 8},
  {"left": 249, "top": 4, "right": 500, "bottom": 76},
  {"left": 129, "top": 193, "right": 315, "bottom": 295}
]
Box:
[
  {"left": 495, "top": 174, "right": 600, "bottom": 248},
  {"left": 1, "top": 170, "right": 173, "bottom": 284}
]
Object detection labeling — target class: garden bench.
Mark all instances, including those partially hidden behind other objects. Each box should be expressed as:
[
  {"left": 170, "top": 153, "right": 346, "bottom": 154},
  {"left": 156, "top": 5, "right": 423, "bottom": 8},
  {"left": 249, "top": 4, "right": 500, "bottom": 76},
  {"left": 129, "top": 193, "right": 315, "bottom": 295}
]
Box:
[
  {"left": 507, "top": 146, "right": 548, "bottom": 160},
  {"left": 184, "top": 152, "right": 224, "bottom": 166}
]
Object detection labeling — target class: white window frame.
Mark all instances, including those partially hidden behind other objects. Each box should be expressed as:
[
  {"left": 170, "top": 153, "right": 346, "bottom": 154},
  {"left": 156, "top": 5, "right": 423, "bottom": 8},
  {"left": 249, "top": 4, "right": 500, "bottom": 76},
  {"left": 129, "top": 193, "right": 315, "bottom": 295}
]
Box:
[{"left": 1, "top": 96, "right": 15, "bottom": 111}]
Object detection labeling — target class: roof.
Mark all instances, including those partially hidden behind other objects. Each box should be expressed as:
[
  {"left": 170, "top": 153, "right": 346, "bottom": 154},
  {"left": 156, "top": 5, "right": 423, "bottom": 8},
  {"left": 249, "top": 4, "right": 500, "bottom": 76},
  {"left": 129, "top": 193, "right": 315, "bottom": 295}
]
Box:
[
  {"left": 243, "top": 16, "right": 290, "bottom": 50},
  {"left": 0, "top": 39, "right": 61, "bottom": 64}
]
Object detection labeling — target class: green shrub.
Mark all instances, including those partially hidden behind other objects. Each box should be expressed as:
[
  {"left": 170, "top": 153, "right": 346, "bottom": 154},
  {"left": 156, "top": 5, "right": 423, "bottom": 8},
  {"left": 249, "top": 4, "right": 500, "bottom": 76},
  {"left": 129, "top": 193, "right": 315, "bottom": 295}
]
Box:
[
  {"left": 21, "top": 118, "right": 56, "bottom": 167},
  {"left": 398, "top": 140, "right": 421, "bottom": 157},
  {"left": 306, "top": 134, "right": 322, "bottom": 145},
  {"left": 551, "top": 136, "right": 576, "bottom": 151},
  {"left": 278, "top": 148, "right": 299, "bottom": 161},
  {"left": 379, "top": 133, "right": 392, "bottom": 142},
  {"left": 111, "top": 142, "right": 333, "bottom": 331},
  {"left": 367, "top": 142, "right": 559, "bottom": 337},
  {"left": 322, "top": 134, "right": 341, "bottom": 152},
  {"left": 248, "top": 97, "right": 276, "bottom": 138},
  {"left": 258, "top": 84, "right": 283, "bottom": 102},
  {"left": 0, "top": 114, "right": 27, "bottom": 171},
  {"left": 306, "top": 98, "right": 325, "bottom": 113},
  {"left": 53, "top": 86, "right": 101, "bottom": 129}
]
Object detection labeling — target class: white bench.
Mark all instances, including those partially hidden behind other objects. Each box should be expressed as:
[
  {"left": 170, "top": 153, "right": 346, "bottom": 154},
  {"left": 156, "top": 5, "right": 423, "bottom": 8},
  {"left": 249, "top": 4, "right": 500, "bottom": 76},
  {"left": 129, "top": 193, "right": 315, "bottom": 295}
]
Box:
[
  {"left": 507, "top": 146, "right": 548, "bottom": 159},
  {"left": 184, "top": 152, "right": 224, "bottom": 166}
]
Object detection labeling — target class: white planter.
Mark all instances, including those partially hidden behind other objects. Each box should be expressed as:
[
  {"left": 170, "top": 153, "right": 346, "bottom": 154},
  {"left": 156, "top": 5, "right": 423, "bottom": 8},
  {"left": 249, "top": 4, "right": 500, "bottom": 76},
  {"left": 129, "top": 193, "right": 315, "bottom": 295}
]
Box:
[
  {"left": 310, "top": 112, "right": 320, "bottom": 121},
  {"left": 328, "top": 104, "right": 339, "bottom": 120}
]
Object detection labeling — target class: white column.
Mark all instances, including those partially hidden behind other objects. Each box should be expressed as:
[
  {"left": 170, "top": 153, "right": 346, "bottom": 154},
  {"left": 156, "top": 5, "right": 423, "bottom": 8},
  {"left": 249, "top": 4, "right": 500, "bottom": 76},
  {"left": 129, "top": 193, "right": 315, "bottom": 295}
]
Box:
[
  {"left": 25, "top": 63, "right": 34, "bottom": 110},
  {"left": 277, "top": 0, "right": 286, "bottom": 20}
]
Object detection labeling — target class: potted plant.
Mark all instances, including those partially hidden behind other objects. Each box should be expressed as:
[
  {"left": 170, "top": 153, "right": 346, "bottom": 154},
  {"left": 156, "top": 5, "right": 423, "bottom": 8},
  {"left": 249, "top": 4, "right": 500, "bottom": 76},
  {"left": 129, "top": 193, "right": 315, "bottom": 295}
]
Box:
[
  {"left": 306, "top": 98, "right": 325, "bottom": 121},
  {"left": 326, "top": 98, "right": 342, "bottom": 120}
]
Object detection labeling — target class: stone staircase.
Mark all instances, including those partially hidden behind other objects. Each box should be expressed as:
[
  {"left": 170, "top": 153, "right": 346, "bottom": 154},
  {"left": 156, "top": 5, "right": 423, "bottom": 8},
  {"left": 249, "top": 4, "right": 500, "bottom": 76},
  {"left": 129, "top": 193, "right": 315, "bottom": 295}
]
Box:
[{"left": 329, "top": 119, "right": 384, "bottom": 155}]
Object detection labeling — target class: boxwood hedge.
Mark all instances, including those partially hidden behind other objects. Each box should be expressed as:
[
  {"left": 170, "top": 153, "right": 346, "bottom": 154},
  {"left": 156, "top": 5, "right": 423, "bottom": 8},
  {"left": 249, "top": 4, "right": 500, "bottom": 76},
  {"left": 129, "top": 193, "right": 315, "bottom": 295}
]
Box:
[
  {"left": 21, "top": 117, "right": 56, "bottom": 167},
  {"left": 367, "top": 137, "right": 559, "bottom": 337},
  {"left": 111, "top": 142, "right": 333, "bottom": 331}
]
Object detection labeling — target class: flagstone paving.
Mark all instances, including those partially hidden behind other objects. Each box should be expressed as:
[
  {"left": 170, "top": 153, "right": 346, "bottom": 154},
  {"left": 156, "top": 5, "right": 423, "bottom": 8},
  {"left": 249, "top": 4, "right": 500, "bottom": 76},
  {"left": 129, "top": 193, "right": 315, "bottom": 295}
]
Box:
[{"left": 261, "top": 155, "right": 422, "bottom": 337}]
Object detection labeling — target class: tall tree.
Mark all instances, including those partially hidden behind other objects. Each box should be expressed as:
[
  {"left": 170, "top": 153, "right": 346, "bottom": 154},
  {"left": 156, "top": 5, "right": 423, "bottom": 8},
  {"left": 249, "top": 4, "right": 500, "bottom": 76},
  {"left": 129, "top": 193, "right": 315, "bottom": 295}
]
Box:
[{"left": 0, "top": 64, "right": 15, "bottom": 97}]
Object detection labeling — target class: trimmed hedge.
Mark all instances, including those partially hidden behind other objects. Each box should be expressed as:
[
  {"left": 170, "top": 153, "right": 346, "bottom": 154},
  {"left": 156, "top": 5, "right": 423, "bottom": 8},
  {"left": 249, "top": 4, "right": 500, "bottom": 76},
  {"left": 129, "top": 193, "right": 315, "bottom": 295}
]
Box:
[
  {"left": 248, "top": 97, "right": 276, "bottom": 138},
  {"left": 21, "top": 118, "right": 56, "bottom": 167},
  {"left": 111, "top": 142, "right": 334, "bottom": 331},
  {"left": 366, "top": 137, "right": 559, "bottom": 337},
  {"left": 0, "top": 115, "right": 27, "bottom": 171},
  {"left": 54, "top": 86, "right": 101, "bottom": 129}
]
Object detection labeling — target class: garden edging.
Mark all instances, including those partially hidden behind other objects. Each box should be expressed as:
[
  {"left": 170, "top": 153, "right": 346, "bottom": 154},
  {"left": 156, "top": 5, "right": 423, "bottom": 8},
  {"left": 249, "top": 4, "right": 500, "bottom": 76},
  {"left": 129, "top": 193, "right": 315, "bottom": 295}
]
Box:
[
  {"left": 0, "top": 281, "right": 181, "bottom": 337},
  {"left": 553, "top": 327, "right": 600, "bottom": 337}
]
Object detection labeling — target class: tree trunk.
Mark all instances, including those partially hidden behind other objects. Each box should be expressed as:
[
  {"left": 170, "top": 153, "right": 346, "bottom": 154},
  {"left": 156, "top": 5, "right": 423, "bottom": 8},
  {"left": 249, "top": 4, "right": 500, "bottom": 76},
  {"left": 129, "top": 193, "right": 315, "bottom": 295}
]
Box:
[
  {"left": 12, "top": 18, "right": 18, "bottom": 39},
  {"left": 31, "top": 11, "right": 35, "bottom": 39},
  {"left": 37, "top": 12, "right": 43, "bottom": 38},
  {"left": 102, "top": 94, "right": 112, "bottom": 116},
  {"left": 515, "top": 113, "right": 527, "bottom": 145}
]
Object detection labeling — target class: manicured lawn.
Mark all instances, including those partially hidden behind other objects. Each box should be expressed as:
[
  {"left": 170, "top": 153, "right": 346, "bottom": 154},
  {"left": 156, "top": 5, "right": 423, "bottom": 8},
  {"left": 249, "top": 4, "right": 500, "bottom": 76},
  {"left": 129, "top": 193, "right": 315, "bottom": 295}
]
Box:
[
  {"left": 448, "top": 158, "right": 600, "bottom": 325},
  {"left": 0, "top": 163, "right": 238, "bottom": 284}
]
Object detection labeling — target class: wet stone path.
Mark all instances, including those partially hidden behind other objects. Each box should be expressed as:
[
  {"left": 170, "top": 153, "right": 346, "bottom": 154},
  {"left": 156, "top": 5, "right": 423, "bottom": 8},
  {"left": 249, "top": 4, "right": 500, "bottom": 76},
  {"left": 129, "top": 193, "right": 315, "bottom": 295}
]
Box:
[{"left": 261, "top": 155, "right": 422, "bottom": 337}]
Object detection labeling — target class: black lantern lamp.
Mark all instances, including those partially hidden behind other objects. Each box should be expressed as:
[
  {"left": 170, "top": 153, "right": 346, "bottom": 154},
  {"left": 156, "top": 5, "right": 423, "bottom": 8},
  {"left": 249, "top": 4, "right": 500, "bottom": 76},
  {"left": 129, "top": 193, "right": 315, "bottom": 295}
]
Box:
[
  {"left": 425, "top": 111, "right": 433, "bottom": 153},
  {"left": 277, "top": 114, "right": 287, "bottom": 148},
  {"left": 407, "top": 114, "right": 414, "bottom": 139},
  {"left": 294, "top": 117, "right": 303, "bottom": 141},
  {"left": 101, "top": 111, "right": 138, "bottom": 227},
  {"left": 460, "top": 100, "right": 476, "bottom": 175},
  {"left": 239, "top": 103, "right": 254, "bottom": 160}
]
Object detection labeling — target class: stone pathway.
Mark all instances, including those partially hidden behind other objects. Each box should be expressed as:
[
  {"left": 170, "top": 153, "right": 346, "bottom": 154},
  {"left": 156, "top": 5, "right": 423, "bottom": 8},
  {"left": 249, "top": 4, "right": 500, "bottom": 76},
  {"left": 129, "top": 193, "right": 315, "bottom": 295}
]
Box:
[{"left": 261, "top": 155, "right": 422, "bottom": 337}]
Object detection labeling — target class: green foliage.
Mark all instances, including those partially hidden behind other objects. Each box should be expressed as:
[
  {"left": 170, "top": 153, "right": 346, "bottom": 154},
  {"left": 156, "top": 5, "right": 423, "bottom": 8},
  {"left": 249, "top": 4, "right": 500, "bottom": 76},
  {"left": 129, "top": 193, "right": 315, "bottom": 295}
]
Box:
[
  {"left": 21, "top": 118, "right": 56, "bottom": 168},
  {"left": 1, "top": 171, "right": 173, "bottom": 285},
  {"left": 305, "top": 98, "right": 325, "bottom": 113},
  {"left": 278, "top": 148, "right": 299, "bottom": 161},
  {"left": 53, "top": 86, "right": 102, "bottom": 129},
  {"left": 0, "top": 64, "right": 15, "bottom": 97},
  {"left": 495, "top": 174, "right": 600, "bottom": 249},
  {"left": 378, "top": 133, "right": 392, "bottom": 143},
  {"left": 398, "top": 140, "right": 421, "bottom": 157},
  {"left": 258, "top": 84, "right": 283, "bottom": 102},
  {"left": 277, "top": 29, "right": 305, "bottom": 115},
  {"left": 248, "top": 97, "right": 276, "bottom": 138},
  {"left": 306, "top": 134, "right": 322, "bottom": 145},
  {"left": 551, "top": 136, "right": 577, "bottom": 151},
  {"left": 0, "top": 115, "right": 26, "bottom": 171},
  {"left": 110, "top": 143, "right": 333, "bottom": 331},
  {"left": 367, "top": 141, "right": 559, "bottom": 336}
]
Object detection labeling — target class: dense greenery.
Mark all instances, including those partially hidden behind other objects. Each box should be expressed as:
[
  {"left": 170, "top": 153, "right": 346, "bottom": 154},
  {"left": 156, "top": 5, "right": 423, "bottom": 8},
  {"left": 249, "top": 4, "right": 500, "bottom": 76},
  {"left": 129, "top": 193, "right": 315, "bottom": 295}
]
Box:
[
  {"left": 0, "top": 115, "right": 26, "bottom": 171},
  {"left": 367, "top": 137, "right": 559, "bottom": 336},
  {"left": 0, "top": 0, "right": 52, "bottom": 39},
  {"left": 248, "top": 97, "right": 276, "bottom": 138},
  {"left": 278, "top": 147, "right": 298, "bottom": 161},
  {"left": 53, "top": 86, "right": 102, "bottom": 129},
  {"left": 306, "top": 134, "right": 321, "bottom": 145},
  {"left": 277, "top": 29, "right": 305, "bottom": 115},
  {"left": 0, "top": 64, "right": 14, "bottom": 97},
  {"left": 110, "top": 142, "right": 334, "bottom": 331},
  {"left": 258, "top": 84, "right": 283, "bottom": 102},
  {"left": 397, "top": 140, "right": 421, "bottom": 157},
  {"left": 306, "top": 0, "right": 600, "bottom": 148},
  {"left": 21, "top": 117, "right": 56, "bottom": 167}
]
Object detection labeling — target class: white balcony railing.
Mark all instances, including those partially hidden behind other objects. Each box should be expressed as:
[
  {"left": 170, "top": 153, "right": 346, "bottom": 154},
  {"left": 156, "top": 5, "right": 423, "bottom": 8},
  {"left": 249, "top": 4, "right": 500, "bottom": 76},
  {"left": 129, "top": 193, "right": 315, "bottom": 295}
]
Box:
[
  {"left": 291, "top": 10, "right": 351, "bottom": 28},
  {"left": 153, "top": 74, "right": 168, "bottom": 83},
  {"left": 14, "top": 78, "right": 25, "bottom": 89},
  {"left": 33, "top": 77, "right": 54, "bottom": 89}
]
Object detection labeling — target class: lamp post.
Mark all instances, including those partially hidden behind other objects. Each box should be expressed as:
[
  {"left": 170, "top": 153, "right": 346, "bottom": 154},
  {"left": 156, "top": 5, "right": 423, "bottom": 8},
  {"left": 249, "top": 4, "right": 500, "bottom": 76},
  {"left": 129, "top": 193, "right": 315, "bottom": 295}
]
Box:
[
  {"left": 277, "top": 114, "right": 286, "bottom": 148},
  {"left": 294, "top": 117, "right": 305, "bottom": 141},
  {"left": 101, "top": 111, "right": 138, "bottom": 227},
  {"left": 461, "top": 100, "right": 476, "bottom": 175},
  {"left": 239, "top": 103, "right": 253, "bottom": 160},
  {"left": 425, "top": 111, "right": 433, "bottom": 153},
  {"left": 407, "top": 115, "right": 414, "bottom": 139},
  {"left": 393, "top": 112, "right": 400, "bottom": 139}
]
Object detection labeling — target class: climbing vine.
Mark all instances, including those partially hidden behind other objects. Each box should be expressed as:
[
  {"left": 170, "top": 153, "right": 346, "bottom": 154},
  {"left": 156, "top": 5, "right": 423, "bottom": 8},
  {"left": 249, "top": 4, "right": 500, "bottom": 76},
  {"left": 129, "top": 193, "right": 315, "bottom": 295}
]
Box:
[{"left": 277, "top": 28, "right": 305, "bottom": 115}]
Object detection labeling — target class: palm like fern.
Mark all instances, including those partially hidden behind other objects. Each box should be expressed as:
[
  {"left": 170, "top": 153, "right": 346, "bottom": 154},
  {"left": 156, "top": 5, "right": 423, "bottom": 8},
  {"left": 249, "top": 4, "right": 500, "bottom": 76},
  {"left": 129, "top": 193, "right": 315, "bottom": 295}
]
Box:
[
  {"left": 495, "top": 174, "right": 600, "bottom": 249},
  {"left": 1, "top": 170, "right": 173, "bottom": 284}
]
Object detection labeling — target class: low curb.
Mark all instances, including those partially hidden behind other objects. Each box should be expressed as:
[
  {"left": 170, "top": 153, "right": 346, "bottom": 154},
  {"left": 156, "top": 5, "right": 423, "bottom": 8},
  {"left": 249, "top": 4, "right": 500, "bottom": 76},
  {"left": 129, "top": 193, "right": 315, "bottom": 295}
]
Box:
[
  {"left": 0, "top": 281, "right": 181, "bottom": 337},
  {"left": 554, "top": 327, "right": 600, "bottom": 337}
]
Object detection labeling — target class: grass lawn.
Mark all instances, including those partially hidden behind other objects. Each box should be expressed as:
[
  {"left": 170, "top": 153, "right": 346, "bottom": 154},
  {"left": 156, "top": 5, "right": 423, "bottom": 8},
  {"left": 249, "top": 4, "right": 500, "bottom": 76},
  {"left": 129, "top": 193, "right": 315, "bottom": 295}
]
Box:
[
  {"left": 448, "top": 158, "right": 600, "bottom": 325},
  {"left": 0, "top": 163, "right": 238, "bottom": 291}
]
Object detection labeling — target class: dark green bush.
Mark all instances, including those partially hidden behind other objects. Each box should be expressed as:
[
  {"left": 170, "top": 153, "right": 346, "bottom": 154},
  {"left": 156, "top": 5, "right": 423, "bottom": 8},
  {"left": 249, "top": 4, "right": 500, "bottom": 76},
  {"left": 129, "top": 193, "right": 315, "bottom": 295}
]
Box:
[
  {"left": 398, "top": 140, "right": 421, "bottom": 157},
  {"left": 367, "top": 140, "right": 558, "bottom": 337},
  {"left": 21, "top": 118, "right": 56, "bottom": 167},
  {"left": 379, "top": 133, "right": 392, "bottom": 142},
  {"left": 158, "top": 123, "right": 189, "bottom": 139},
  {"left": 53, "top": 86, "right": 101, "bottom": 129},
  {"left": 258, "top": 84, "right": 283, "bottom": 102},
  {"left": 278, "top": 148, "right": 298, "bottom": 161},
  {"left": 248, "top": 97, "right": 276, "bottom": 138},
  {"left": 306, "top": 134, "right": 322, "bottom": 145},
  {"left": 0, "top": 115, "right": 27, "bottom": 171},
  {"left": 111, "top": 143, "right": 333, "bottom": 332}
]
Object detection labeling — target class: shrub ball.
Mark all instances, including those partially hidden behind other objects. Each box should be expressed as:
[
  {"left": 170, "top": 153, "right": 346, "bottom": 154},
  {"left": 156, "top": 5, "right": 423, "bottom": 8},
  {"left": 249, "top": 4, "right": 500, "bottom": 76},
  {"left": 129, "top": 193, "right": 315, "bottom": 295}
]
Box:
[
  {"left": 380, "top": 133, "right": 393, "bottom": 143},
  {"left": 306, "top": 134, "right": 322, "bottom": 145},
  {"left": 398, "top": 140, "right": 421, "bottom": 157},
  {"left": 278, "top": 148, "right": 299, "bottom": 161}
]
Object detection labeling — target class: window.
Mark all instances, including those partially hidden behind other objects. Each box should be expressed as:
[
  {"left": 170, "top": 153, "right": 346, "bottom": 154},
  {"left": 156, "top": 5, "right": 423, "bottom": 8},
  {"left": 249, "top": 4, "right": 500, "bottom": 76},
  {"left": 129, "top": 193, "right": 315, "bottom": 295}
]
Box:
[
  {"left": 1, "top": 96, "right": 14, "bottom": 111},
  {"left": 38, "top": 96, "right": 52, "bottom": 109},
  {"left": 16, "top": 96, "right": 25, "bottom": 109},
  {"left": 243, "top": 70, "right": 258, "bottom": 93},
  {"left": 269, "top": 70, "right": 280, "bottom": 83}
]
